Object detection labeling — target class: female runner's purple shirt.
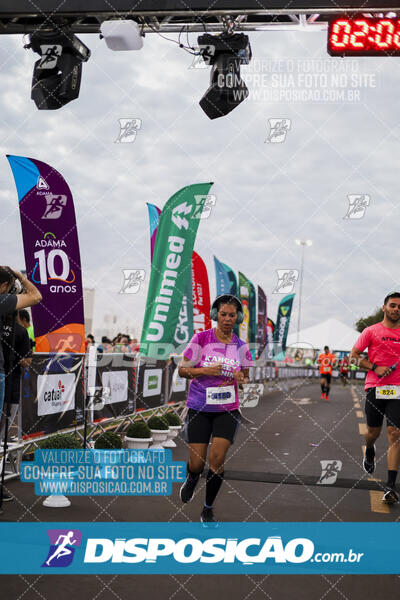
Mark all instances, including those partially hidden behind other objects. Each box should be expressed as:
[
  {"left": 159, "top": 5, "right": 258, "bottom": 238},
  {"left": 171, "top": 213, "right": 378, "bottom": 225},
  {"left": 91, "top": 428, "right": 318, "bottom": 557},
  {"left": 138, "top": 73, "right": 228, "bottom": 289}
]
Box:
[{"left": 183, "top": 328, "right": 253, "bottom": 412}]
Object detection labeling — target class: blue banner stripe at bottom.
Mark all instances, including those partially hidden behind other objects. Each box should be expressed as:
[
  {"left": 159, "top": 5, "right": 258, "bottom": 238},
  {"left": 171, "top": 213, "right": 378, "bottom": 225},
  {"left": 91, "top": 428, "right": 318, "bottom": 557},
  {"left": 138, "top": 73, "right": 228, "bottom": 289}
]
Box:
[{"left": 0, "top": 522, "right": 397, "bottom": 574}]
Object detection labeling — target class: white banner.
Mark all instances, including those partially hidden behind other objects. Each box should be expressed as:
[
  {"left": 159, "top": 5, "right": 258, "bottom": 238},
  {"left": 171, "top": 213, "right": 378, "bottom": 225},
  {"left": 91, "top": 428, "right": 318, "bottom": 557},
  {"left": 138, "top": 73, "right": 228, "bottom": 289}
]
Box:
[
  {"left": 172, "top": 367, "right": 186, "bottom": 393},
  {"left": 143, "top": 368, "right": 162, "bottom": 397},
  {"left": 37, "top": 373, "right": 76, "bottom": 416},
  {"left": 101, "top": 371, "right": 128, "bottom": 404}
]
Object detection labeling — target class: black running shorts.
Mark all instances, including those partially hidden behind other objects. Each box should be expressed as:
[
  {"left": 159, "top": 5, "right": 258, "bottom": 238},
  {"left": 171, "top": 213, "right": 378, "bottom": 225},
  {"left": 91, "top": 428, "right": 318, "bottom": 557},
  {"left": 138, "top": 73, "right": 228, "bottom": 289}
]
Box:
[
  {"left": 183, "top": 408, "right": 241, "bottom": 444},
  {"left": 365, "top": 387, "right": 400, "bottom": 428},
  {"left": 321, "top": 372, "right": 331, "bottom": 384}
]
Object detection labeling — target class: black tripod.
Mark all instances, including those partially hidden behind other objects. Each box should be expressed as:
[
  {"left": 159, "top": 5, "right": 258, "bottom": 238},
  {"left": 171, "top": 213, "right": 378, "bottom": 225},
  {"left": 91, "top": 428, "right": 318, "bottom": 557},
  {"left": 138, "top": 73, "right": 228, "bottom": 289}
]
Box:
[{"left": 0, "top": 311, "right": 17, "bottom": 512}]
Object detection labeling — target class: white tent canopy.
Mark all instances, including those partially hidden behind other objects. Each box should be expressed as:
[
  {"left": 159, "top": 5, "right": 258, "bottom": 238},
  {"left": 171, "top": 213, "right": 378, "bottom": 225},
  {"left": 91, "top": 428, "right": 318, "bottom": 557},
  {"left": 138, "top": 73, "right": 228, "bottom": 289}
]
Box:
[{"left": 286, "top": 318, "right": 360, "bottom": 352}]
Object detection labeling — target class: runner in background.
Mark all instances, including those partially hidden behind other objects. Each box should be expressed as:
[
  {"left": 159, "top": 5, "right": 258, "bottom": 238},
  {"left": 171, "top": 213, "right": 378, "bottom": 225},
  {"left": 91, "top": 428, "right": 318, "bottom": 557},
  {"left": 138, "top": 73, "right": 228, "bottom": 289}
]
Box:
[
  {"left": 317, "top": 345, "right": 336, "bottom": 401},
  {"left": 339, "top": 354, "right": 350, "bottom": 386}
]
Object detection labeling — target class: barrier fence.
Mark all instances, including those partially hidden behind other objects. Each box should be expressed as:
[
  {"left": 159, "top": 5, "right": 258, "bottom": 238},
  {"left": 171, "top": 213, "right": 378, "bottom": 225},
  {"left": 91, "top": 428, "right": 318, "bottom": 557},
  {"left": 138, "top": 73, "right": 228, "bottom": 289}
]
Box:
[{"left": 1, "top": 353, "right": 366, "bottom": 479}]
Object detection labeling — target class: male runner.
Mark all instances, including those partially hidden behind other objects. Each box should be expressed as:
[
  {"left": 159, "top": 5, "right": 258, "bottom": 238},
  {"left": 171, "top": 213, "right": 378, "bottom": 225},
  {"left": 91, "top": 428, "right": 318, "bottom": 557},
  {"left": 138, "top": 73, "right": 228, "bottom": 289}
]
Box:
[
  {"left": 351, "top": 292, "right": 400, "bottom": 504},
  {"left": 317, "top": 345, "right": 336, "bottom": 401},
  {"left": 339, "top": 355, "right": 350, "bottom": 386}
]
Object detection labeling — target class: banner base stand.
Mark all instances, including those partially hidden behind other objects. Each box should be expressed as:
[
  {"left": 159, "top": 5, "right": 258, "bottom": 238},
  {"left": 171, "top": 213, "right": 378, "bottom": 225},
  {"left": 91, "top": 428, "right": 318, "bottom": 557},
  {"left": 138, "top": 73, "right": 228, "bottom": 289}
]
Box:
[{"left": 43, "top": 495, "right": 71, "bottom": 508}]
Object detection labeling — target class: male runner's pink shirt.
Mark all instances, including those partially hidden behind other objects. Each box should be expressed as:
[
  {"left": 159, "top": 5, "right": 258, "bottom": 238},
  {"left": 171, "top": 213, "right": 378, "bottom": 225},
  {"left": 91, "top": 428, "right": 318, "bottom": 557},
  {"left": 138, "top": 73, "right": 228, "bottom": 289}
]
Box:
[{"left": 354, "top": 322, "right": 400, "bottom": 389}]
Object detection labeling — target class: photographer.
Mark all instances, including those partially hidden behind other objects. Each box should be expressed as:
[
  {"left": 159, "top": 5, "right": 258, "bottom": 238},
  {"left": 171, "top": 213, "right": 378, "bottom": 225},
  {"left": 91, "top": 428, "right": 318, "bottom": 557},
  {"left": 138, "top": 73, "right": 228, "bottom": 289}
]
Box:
[
  {"left": 0, "top": 311, "right": 32, "bottom": 501},
  {"left": 0, "top": 267, "right": 41, "bottom": 505}
]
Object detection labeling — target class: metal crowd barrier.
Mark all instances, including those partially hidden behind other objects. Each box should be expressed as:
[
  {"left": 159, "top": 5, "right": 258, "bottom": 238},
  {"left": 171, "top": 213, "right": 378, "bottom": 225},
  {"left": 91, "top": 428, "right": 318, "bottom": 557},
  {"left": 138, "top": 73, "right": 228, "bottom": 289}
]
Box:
[{"left": 1, "top": 354, "right": 365, "bottom": 480}]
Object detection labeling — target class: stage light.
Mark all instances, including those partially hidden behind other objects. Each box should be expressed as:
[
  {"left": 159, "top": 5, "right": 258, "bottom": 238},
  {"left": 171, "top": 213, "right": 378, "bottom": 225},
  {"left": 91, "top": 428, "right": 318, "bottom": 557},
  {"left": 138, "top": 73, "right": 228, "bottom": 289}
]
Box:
[
  {"left": 197, "top": 32, "right": 252, "bottom": 120},
  {"left": 28, "top": 29, "right": 91, "bottom": 110},
  {"left": 100, "top": 20, "right": 144, "bottom": 51}
]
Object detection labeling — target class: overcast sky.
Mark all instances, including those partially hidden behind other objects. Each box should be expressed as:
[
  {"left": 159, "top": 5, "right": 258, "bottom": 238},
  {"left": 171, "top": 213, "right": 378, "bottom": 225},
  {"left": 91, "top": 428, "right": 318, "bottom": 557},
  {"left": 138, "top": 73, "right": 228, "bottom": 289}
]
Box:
[{"left": 0, "top": 27, "right": 398, "bottom": 344}]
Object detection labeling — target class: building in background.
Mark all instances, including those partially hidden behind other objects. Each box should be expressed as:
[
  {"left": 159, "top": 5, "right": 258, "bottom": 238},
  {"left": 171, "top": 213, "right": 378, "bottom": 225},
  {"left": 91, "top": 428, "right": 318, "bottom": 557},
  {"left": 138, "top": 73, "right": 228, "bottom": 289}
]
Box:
[{"left": 83, "top": 288, "right": 95, "bottom": 336}]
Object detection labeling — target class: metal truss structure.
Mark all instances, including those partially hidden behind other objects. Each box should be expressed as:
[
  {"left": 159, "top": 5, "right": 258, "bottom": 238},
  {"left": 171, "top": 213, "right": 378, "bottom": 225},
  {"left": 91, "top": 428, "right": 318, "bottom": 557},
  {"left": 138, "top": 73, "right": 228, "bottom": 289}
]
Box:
[{"left": 0, "top": 1, "right": 399, "bottom": 35}]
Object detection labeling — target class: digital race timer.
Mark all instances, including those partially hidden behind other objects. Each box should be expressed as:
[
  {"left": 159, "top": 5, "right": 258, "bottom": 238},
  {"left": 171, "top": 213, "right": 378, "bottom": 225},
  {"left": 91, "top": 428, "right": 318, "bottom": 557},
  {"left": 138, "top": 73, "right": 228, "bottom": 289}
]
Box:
[{"left": 328, "top": 17, "right": 400, "bottom": 56}]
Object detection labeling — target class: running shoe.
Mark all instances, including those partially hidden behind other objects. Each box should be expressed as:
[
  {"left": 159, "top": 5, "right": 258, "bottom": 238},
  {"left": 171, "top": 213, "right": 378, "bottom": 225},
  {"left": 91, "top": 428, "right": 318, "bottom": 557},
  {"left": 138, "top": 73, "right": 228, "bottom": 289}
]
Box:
[
  {"left": 201, "top": 507, "right": 218, "bottom": 527},
  {"left": 325, "top": 395, "right": 329, "bottom": 401},
  {"left": 1, "top": 489, "right": 14, "bottom": 502},
  {"left": 363, "top": 445, "right": 376, "bottom": 474},
  {"left": 179, "top": 471, "right": 200, "bottom": 504},
  {"left": 382, "top": 485, "right": 399, "bottom": 504},
  {"left": 321, "top": 393, "right": 326, "bottom": 400}
]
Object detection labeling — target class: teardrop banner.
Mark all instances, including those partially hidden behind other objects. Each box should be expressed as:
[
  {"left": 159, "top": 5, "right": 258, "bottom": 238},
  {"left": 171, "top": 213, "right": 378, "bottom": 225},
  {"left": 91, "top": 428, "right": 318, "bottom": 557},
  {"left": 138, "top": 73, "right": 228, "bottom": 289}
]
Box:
[
  {"left": 273, "top": 293, "right": 295, "bottom": 357},
  {"left": 140, "top": 182, "right": 213, "bottom": 359},
  {"left": 146, "top": 201, "right": 194, "bottom": 348},
  {"left": 7, "top": 155, "right": 85, "bottom": 353},
  {"left": 192, "top": 250, "right": 211, "bottom": 334},
  {"left": 146, "top": 202, "right": 161, "bottom": 263},
  {"left": 214, "top": 256, "right": 238, "bottom": 336},
  {"left": 257, "top": 285, "right": 267, "bottom": 359}
]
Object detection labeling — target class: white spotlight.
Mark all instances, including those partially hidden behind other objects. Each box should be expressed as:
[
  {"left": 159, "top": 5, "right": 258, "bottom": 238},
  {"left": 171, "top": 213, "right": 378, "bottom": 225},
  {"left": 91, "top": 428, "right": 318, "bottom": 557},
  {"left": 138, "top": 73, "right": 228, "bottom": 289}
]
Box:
[{"left": 100, "top": 20, "right": 144, "bottom": 51}]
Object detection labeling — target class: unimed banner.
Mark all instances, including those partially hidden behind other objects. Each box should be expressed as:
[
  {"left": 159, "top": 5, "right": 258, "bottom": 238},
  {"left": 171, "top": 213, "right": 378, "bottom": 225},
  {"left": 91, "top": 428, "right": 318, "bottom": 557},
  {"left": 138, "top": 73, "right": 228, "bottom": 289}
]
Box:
[
  {"left": 147, "top": 202, "right": 194, "bottom": 352},
  {"left": 21, "top": 353, "right": 84, "bottom": 437},
  {"left": 192, "top": 251, "right": 211, "bottom": 334},
  {"left": 7, "top": 155, "right": 85, "bottom": 353},
  {"left": 141, "top": 183, "right": 212, "bottom": 359}
]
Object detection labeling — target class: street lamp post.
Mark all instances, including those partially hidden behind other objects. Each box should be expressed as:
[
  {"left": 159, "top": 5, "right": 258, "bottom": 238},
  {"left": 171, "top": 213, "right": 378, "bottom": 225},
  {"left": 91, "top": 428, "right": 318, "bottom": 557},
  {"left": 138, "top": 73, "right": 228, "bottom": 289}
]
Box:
[{"left": 295, "top": 239, "right": 312, "bottom": 344}]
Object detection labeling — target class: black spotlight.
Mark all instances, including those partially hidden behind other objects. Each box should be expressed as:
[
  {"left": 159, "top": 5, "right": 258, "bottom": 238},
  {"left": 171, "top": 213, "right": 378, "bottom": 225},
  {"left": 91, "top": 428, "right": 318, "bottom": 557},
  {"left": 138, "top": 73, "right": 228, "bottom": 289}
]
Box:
[
  {"left": 28, "top": 29, "right": 91, "bottom": 110},
  {"left": 198, "top": 33, "right": 252, "bottom": 120}
]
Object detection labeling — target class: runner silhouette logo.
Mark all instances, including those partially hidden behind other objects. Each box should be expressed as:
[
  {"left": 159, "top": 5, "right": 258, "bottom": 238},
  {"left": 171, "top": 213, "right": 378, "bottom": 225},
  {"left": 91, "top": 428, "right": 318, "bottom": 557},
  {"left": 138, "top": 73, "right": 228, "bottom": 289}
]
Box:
[
  {"left": 42, "top": 529, "right": 82, "bottom": 568},
  {"left": 41, "top": 194, "right": 67, "bottom": 219}
]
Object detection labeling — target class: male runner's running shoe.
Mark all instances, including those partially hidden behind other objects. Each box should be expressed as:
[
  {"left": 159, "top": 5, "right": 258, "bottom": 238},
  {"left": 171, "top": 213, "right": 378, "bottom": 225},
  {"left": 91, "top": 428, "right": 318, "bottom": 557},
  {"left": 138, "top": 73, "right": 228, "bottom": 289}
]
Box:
[
  {"left": 321, "top": 393, "right": 326, "bottom": 400},
  {"left": 363, "top": 445, "right": 376, "bottom": 474},
  {"left": 382, "top": 485, "right": 399, "bottom": 504},
  {"left": 201, "top": 507, "right": 217, "bottom": 527}
]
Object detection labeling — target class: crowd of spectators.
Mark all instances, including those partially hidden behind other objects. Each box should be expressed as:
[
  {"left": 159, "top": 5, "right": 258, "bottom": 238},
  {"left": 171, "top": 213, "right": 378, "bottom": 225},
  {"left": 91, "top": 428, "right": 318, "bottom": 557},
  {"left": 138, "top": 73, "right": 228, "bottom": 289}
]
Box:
[{"left": 85, "top": 333, "right": 140, "bottom": 354}]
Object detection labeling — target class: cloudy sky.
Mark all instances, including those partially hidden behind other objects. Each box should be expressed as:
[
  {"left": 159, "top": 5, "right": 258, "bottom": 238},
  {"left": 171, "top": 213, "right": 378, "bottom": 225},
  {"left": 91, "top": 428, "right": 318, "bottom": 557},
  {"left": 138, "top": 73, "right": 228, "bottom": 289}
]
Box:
[{"left": 0, "top": 26, "right": 398, "bottom": 344}]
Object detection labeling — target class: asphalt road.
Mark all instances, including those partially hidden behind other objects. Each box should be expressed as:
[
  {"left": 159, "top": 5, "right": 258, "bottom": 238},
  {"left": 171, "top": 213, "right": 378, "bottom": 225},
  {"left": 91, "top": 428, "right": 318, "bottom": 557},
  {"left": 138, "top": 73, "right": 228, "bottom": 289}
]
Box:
[{"left": 1, "top": 380, "right": 399, "bottom": 598}]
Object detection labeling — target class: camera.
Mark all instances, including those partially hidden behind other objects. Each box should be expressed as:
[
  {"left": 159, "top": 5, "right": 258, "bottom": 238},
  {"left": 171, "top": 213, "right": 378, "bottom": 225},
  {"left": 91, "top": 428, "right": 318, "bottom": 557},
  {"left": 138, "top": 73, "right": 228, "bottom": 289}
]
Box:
[
  {"left": 9, "top": 278, "right": 25, "bottom": 295},
  {"left": 2, "top": 268, "right": 25, "bottom": 295}
]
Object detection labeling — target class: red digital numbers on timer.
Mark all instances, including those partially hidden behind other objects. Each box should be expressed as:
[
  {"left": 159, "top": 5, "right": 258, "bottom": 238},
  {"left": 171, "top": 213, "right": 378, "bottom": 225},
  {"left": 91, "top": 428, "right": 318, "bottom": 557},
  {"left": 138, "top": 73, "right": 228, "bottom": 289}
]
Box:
[{"left": 328, "top": 18, "right": 400, "bottom": 54}]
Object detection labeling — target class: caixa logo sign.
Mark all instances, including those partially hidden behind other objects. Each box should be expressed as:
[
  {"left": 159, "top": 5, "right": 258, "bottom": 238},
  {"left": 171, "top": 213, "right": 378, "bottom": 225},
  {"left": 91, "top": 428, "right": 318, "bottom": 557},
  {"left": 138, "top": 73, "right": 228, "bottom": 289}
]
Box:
[{"left": 83, "top": 536, "right": 314, "bottom": 564}]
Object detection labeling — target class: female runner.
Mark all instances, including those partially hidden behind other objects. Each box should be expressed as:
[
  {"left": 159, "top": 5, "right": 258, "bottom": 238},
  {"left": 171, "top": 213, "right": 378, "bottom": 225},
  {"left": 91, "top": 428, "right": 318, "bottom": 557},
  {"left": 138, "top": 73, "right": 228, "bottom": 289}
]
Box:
[{"left": 178, "top": 294, "right": 252, "bottom": 524}]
